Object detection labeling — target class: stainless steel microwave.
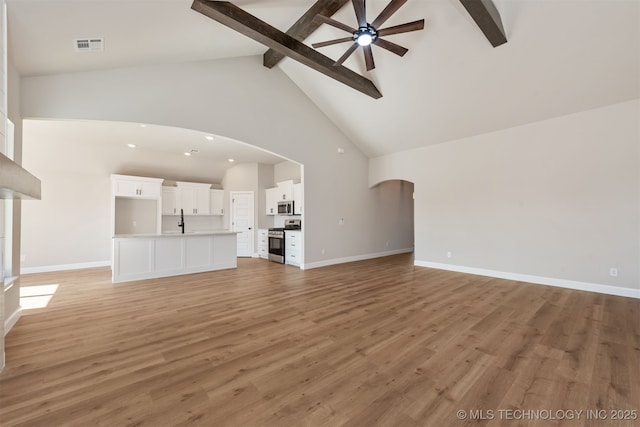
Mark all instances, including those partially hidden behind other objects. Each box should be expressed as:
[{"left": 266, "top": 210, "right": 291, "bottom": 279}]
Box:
[{"left": 277, "top": 200, "right": 294, "bottom": 215}]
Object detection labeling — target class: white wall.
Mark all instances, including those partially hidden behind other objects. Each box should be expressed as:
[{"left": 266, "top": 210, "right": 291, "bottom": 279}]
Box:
[
  {"left": 370, "top": 100, "right": 640, "bottom": 295},
  {"left": 20, "top": 56, "right": 415, "bottom": 267},
  {"left": 20, "top": 169, "right": 111, "bottom": 270}
]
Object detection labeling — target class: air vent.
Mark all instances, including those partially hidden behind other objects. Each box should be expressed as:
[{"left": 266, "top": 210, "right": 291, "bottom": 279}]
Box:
[{"left": 74, "top": 38, "right": 104, "bottom": 52}]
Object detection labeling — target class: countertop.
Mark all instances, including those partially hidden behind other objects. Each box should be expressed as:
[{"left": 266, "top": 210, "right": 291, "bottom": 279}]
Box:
[{"left": 113, "top": 230, "right": 238, "bottom": 238}]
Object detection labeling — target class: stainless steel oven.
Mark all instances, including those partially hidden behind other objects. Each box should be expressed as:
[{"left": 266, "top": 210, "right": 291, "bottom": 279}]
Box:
[
  {"left": 268, "top": 228, "right": 285, "bottom": 263},
  {"left": 268, "top": 220, "right": 301, "bottom": 264}
]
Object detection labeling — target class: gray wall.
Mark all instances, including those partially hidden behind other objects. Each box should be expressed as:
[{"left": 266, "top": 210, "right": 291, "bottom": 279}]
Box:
[
  {"left": 370, "top": 100, "right": 639, "bottom": 293},
  {"left": 20, "top": 56, "right": 415, "bottom": 267}
]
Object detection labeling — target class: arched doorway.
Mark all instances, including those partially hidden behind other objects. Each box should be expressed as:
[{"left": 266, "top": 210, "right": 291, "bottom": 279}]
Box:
[{"left": 370, "top": 179, "right": 415, "bottom": 256}]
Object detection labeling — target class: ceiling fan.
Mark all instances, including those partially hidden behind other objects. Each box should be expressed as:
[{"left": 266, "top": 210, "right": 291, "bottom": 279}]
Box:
[{"left": 312, "top": 0, "right": 424, "bottom": 71}]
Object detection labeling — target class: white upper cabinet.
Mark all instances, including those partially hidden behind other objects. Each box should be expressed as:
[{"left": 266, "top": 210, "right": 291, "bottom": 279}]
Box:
[
  {"left": 162, "top": 187, "right": 179, "bottom": 215},
  {"left": 266, "top": 180, "right": 299, "bottom": 216},
  {"left": 292, "top": 183, "right": 303, "bottom": 215},
  {"left": 112, "top": 175, "right": 162, "bottom": 199},
  {"left": 210, "top": 189, "right": 224, "bottom": 216},
  {"left": 177, "top": 182, "right": 211, "bottom": 216},
  {"left": 265, "top": 187, "right": 279, "bottom": 215},
  {"left": 277, "top": 180, "right": 294, "bottom": 201}
]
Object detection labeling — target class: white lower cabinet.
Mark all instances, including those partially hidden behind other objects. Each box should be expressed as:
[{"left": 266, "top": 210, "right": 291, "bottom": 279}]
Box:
[
  {"left": 285, "top": 230, "right": 302, "bottom": 267},
  {"left": 185, "top": 236, "right": 212, "bottom": 269},
  {"left": 155, "top": 238, "right": 183, "bottom": 273},
  {"left": 112, "top": 233, "right": 237, "bottom": 283},
  {"left": 257, "top": 229, "right": 268, "bottom": 259}
]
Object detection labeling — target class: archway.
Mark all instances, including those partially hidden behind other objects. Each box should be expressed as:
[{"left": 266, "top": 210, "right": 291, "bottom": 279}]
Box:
[{"left": 369, "top": 179, "right": 415, "bottom": 256}]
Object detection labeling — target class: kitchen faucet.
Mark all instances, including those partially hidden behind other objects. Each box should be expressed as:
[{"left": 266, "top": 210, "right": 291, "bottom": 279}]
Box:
[{"left": 178, "top": 208, "right": 185, "bottom": 234}]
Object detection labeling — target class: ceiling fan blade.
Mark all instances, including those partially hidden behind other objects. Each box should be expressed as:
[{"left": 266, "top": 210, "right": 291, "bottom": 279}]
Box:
[
  {"left": 352, "top": 0, "right": 367, "bottom": 28},
  {"left": 373, "top": 38, "right": 408, "bottom": 56},
  {"left": 363, "top": 45, "right": 375, "bottom": 71},
  {"left": 313, "top": 15, "right": 356, "bottom": 33},
  {"left": 377, "top": 19, "right": 425, "bottom": 37},
  {"left": 312, "top": 37, "right": 355, "bottom": 48},
  {"left": 335, "top": 42, "right": 359, "bottom": 66},
  {"left": 371, "top": 0, "right": 408, "bottom": 29}
]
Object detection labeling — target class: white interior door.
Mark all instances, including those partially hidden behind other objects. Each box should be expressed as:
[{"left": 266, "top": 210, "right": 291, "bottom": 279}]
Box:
[{"left": 230, "top": 191, "right": 254, "bottom": 257}]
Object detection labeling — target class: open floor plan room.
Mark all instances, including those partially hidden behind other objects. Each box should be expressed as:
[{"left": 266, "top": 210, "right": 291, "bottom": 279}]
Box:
[{"left": 1, "top": 254, "right": 638, "bottom": 426}]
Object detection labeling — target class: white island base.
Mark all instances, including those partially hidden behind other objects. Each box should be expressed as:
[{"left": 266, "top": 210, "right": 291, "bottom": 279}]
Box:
[{"left": 112, "top": 231, "right": 238, "bottom": 283}]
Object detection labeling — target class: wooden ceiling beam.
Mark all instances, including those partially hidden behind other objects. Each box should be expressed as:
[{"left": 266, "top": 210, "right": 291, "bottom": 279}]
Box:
[
  {"left": 191, "top": 0, "right": 382, "bottom": 99},
  {"left": 459, "top": 0, "right": 507, "bottom": 47},
  {"left": 263, "top": 0, "right": 350, "bottom": 69}
]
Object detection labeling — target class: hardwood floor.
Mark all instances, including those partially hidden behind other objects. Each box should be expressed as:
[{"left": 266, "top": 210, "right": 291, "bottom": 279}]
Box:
[{"left": 1, "top": 254, "right": 638, "bottom": 426}]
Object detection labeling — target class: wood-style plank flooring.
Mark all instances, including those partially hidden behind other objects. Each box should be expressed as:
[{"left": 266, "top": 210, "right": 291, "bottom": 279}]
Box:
[{"left": 1, "top": 254, "right": 638, "bottom": 426}]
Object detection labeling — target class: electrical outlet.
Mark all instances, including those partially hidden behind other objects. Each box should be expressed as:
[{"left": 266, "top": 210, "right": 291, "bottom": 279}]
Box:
[
  {"left": 321, "top": 248, "right": 325, "bottom": 255},
  {"left": 20, "top": 254, "right": 26, "bottom": 262},
  {"left": 385, "top": 241, "right": 389, "bottom": 248},
  {"left": 133, "top": 220, "right": 137, "bottom": 227},
  {"left": 609, "top": 268, "right": 618, "bottom": 277},
  {"left": 339, "top": 218, "right": 345, "bottom": 226},
  {"left": 447, "top": 251, "right": 452, "bottom": 258}
]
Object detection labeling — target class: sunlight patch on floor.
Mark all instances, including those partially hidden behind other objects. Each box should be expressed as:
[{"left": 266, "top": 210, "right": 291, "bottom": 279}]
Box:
[{"left": 20, "top": 284, "right": 59, "bottom": 310}]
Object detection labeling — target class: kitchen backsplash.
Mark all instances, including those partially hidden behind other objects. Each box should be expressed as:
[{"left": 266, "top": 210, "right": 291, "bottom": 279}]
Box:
[{"left": 161, "top": 215, "right": 225, "bottom": 233}]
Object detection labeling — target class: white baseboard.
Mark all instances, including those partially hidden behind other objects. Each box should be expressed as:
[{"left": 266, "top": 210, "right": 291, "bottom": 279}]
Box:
[
  {"left": 302, "top": 248, "right": 414, "bottom": 270},
  {"left": 4, "top": 306, "right": 21, "bottom": 336},
  {"left": 21, "top": 261, "right": 111, "bottom": 275},
  {"left": 414, "top": 260, "right": 640, "bottom": 299}
]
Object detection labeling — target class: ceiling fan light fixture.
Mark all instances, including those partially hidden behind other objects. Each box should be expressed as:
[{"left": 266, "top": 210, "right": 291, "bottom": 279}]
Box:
[{"left": 354, "top": 26, "right": 377, "bottom": 47}]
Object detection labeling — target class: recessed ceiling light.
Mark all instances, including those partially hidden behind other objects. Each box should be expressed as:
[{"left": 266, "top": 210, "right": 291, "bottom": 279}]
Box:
[
  {"left": 228, "top": 158, "right": 235, "bottom": 163},
  {"left": 205, "top": 135, "right": 214, "bottom": 141},
  {"left": 127, "top": 144, "right": 136, "bottom": 148},
  {"left": 184, "top": 152, "right": 191, "bottom": 156},
  {"left": 140, "top": 124, "right": 147, "bottom": 128}
]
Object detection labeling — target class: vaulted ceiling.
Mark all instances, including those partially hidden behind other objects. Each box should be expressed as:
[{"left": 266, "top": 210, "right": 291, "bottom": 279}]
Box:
[{"left": 7, "top": 0, "right": 640, "bottom": 158}]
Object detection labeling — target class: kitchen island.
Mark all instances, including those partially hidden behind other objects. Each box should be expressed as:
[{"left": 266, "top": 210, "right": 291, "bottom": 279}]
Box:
[{"left": 112, "top": 231, "right": 237, "bottom": 283}]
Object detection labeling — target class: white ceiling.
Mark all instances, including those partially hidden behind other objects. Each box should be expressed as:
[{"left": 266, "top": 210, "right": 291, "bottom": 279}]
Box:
[
  {"left": 7, "top": 0, "right": 640, "bottom": 158},
  {"left": 23, "top": 119, "right": 288, "bottom": 182}
]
